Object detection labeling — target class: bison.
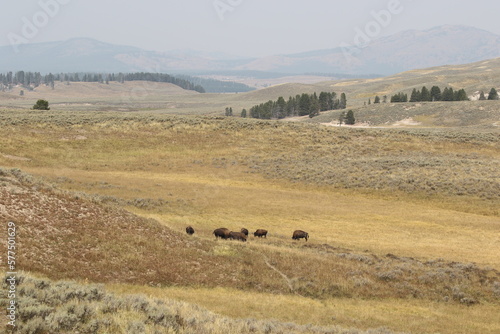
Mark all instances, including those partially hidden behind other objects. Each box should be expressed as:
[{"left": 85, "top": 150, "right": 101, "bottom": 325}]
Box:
[
  {"left": 253, "top": 229, "right": 268, "bottom": 238},
  {"left": 241, "top": 228, "right": 249, "bottom": 236},
  {"left": 185, "top": 226, "right": 195, "bottom": 235},
  {"left": 292, "top": 230, "right": 309, "bottom": 241},
  {"left": 229, "top": 231, "right": 247, "bottom": 242},
  {"left": 213, "top": 227, "right": 231, "bottom": 240}
]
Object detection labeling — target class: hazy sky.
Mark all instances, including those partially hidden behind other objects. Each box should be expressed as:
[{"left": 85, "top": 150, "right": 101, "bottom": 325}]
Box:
[{"left": 2, "top": 0, "right": 500, "bottom": 57}]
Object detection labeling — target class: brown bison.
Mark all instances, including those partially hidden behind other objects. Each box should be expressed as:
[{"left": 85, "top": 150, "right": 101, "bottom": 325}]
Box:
[
  {"left": 185, "top": 226, "right": 195, "bottom": 235},
  {"left": 292, "top": 230, "right": 309, "bottom": 241},
  {"left": 253, "top": 229, "right": 268, "bottom": 238},
  {"left": 229, "top": 231, "right": 247, "bottom": 242},
  {"left": 213, "top": 227, "right": 231, "bottom": 239},
  {"left": 240, "top": 228, "right": 249, "bottom": 236}
]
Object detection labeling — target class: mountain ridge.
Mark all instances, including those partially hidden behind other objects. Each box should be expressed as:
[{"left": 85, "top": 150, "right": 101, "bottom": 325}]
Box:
[{"left": 1, "top": 25, "right": 499, "bottom": 76}]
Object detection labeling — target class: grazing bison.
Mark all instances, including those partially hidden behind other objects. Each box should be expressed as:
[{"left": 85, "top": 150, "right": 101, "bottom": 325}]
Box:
[
  {"left": 241, "top": 228, "right": 249, "bottom": 236},
  {"left": 229, "top": 231, "right": 247, "bottom": 242},
  {"left": 185, "top": 226, "right": 195, "bottom": 235},
  {"left": 213, "top": 227, "right": 231, "bottom": 240},
  {"left": 253, "top": 229, "right": 268, "bottom": 238},
  {"left": 292, "top": 230, "right": 309, "bottom": 241}
]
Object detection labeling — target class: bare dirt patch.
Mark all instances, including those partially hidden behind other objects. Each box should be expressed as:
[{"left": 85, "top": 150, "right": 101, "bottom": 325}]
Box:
[{"left": 392, "top": 118, "right": 422, "bottom": 127}]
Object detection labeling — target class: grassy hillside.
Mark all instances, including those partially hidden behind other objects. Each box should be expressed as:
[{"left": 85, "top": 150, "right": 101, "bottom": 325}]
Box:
[
  {"left": 228, "top": 57, "right": 500, "bottom": 108},
  {"left": 1, "top": 111, "right": 499, "bottom": 333},
  {"left": 3, "top": 58, "right": 500, "bottom": 116},
  {"left": 309, "top": 100, "right": 500, "bottom": 128},
  {"left": 323, "top": 57, "right": 500, "bottom": 106},
  {"left": 1, "top": 167, "right": 499, "bottom": 334},
  {"left": 0, "top": 81, "right": 200, "bottom": 112}
]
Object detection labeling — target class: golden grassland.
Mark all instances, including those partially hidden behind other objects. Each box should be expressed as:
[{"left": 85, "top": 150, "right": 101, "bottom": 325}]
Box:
[
  {"left": 9, "top": 272, "right": 396, "bottom": 334},
  {"left": 1, "top": 110, "right": 499, "bottom": 333},
  {"left": 108, "top": 284, "right": 500, "bottom": 334},
  {"left": 11, "top": 267, "right": 487, "bottom": 334}
]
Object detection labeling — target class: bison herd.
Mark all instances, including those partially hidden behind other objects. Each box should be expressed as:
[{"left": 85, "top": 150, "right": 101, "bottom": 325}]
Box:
[{"left": 185, "top": 226, "right": 308, "bottom": 243}]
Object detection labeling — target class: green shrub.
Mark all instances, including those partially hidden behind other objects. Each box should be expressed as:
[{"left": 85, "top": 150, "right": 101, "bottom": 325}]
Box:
[{"left": 32, "top": 99, "right": 50, "bottom": 110}]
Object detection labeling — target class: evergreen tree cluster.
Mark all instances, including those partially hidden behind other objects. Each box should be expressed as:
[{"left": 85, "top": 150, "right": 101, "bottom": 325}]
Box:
[
  {"left": 478, "top": 88, "right": 499, "bottom": 100},
  {"left": 121, "top": 73, "right": 205, "bottom": 92},
  {"left": 247, "top": 92, "right": 346, "bottom": 119},
  {"left": 390, "top": 92, "right": 408, "bottom": 103},
  {"left": 488, "top": 88, "right": 499, "bottom": 100},
  {"left": 0, "top": 71, "right": 205, "bottom": 93},
  {"left": 390, "top": 86, "right": 469, "bottom": 103},
  {"left": 367, "top": 95, "right": 387, "bottom": 105}
]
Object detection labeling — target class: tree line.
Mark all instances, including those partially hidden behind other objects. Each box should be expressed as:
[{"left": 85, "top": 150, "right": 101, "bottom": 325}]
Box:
[
  {"left": 389, "top": 86, "right": 469, "bottom": 103},
  {"left": 0, "top": 71, "right": 205, "bottom": 93},
  {"left": 478, "top": 88, "right": 499, "bottom": 100},
  {"left": 244, "top": 92, "right": 346, "bottom": 119}
]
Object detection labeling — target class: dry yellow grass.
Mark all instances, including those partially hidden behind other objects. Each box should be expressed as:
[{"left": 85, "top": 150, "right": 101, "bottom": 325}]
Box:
[
  {"left": 108, "top": 284, "right": 500, "bottom": 334},
  {"left": 1, "top": 111, "right": 499, "bottom": 333},
  {"left": 1, "top": 112, "right": 498, "bottom": 268},
  {"left": 18, "top": 166, "right": 500, "bottom": 269},
  {"left": 4, "top": 57, "right": 500, "bottom": 115}
]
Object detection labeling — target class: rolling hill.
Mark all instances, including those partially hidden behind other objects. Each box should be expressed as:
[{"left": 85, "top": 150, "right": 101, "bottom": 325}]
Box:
[
  {"left": 1, "top": 23, "right": 500, "bottom": 334},
  {"left": 238, "top": 56, "right": 500, "bottom": 107},
  {"left": 1, "top": 55, "right": 500, "bottom": 129}
]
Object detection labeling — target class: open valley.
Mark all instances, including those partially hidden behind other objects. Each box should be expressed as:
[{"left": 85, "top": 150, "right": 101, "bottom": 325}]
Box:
[{"left": 1, "top": 100, "right": 499, "bottom": 333}]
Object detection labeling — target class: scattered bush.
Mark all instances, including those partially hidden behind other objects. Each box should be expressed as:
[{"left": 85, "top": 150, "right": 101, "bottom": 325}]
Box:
[
  {"left": 4, "top": 272, "right": 415, "bottom": 334},
  {"left": 32, "top": 99, "right": 50, "bottom": 110}
]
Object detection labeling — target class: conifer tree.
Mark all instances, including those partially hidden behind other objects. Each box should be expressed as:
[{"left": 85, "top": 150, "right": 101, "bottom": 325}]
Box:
[
  {"left": 345, "top": 110, "right": 355, "bottom": 125},
  {"left": 299, "top": 94, "right": 311, "bottom": 116},
  {"left": 318, "top": 92, "right": 329, "bottom": 111},
  {"left": 488, "top": 88, "right": 499, "bottom": 100},
  {"left": 430, "top": 86, "right": 442, "bottom": 101},
  {"left": 275, "top": 96, "right": 287, "bottom": 119},
  {"left": 410, "top": 88, "right": 421, "bottom": 102},
  {"left": 308, "top": 93, "right": 320, "bottom": 118},
  {"left": 455, "top": 89, "right": 468, "bottom": 101},
  {"left": 421, "top": 86, "right": 431, "bottom": 101},
  {"left": 442, "top": 87, "right": 455, "bottom": 101},
  {"left": 340, "top": 93, "right": 347, "bottom": 109}
]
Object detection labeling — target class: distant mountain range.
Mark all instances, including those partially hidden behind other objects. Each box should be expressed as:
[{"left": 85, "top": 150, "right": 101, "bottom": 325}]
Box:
[{"left": 1, "top": 25, "right": 500, "bottom": 76}]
